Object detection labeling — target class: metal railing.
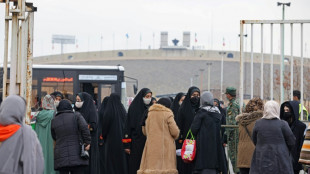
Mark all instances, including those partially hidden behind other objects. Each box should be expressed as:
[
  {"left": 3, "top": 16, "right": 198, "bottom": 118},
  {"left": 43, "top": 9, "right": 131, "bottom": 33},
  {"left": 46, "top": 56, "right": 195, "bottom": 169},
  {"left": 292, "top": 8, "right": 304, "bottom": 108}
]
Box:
[{"left": 239, "top": 20, "right": 310, "bottom": 120}]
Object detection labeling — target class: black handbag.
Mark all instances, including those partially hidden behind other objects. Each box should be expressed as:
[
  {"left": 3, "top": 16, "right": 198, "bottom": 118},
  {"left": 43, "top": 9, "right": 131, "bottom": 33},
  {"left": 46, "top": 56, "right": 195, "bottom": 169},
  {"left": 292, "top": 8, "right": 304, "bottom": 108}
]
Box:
[{"left": 75, "top": 113, "right": 89, "bottom": 160}]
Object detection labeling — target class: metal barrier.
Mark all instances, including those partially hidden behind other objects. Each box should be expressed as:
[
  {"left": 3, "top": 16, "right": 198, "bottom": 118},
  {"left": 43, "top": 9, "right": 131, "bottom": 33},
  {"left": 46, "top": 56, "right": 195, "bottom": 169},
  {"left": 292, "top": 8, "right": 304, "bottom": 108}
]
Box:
[{"left": 239, "top": 20, "right": 310, "bottom": 120}]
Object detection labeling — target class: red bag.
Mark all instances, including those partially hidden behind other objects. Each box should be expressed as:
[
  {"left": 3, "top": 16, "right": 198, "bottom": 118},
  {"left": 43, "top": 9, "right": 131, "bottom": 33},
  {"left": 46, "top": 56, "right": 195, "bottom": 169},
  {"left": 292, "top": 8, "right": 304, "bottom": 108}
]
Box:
[{"left": 181, "top": 129, "right": 196, "bottom": 163}]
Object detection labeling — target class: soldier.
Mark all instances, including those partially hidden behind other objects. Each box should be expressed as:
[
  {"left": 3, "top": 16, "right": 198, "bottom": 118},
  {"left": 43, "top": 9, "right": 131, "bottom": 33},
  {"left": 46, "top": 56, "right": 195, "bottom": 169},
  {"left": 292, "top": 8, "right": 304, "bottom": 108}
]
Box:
[{"left": 225, "top": 87, "right": 240, "bottom": 173}]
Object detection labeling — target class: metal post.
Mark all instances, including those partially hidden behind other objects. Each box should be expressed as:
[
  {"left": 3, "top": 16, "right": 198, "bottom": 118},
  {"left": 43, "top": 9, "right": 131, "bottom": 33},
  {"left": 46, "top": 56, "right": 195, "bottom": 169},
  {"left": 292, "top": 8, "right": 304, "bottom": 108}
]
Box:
[
  {"left": 280, "top": 5, "right": 285, "bottom": 104},
  {"left": 20, "top": 16, "right": 28, "bottom": 98},
  {"left": 199, "top": 69, "right": 204, "bottom": 91},
  {"left": 219, "top": 51, "right": 226, "bottom": 100},
  {"left": 26, "top": 12, "right": 34, "bottom": 124},
  {"left": 250, "top": 23, "right": 254, "bottom": 99},
  {"left": 280, "top": 22, "right": 284, "bottom": 104},
  {"left": 290, "top": 23, "right": 294, "bottom": 100},
  {"left": 2, "top": 0, "right": 9, "bottom": 99},
  {"left": 240, "top": 21, "right": 244, "bottom": 113},
  {"left": 207, "top": 63, "right": 212, "bottom": 91},
  {"left": 9, "top": 11, "right": 19, "bottom": 95},
  {"left": 270, "top": 24, "right": 274, "bottom": 100},
  {"left": 300, "top": 23, "right": 304, "bottom": 120},
  {"left": 220, "top": 54, "right": 224, "bottom": 100},
  {"left": 190, "top": 78, "right": 193, "bottom": 87},
  {"left": 260, "top": 24, "right": 264, "bottom": 99}
]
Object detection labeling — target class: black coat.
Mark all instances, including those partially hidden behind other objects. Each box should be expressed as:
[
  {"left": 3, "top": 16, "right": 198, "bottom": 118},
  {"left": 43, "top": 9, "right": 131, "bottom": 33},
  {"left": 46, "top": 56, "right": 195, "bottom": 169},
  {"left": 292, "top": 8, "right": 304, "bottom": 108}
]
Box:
[
  {"left": 101, "top": 94, "right": 128, "bottom": 174},
  {"left": 190, "top": 108, "right": 227, "bottom": 173},
  {"left": 125, "top": 88, "right": 152, "bottom": 174},
  {"left": 177, "top": 87, "right": 200, "bottom": 174},
  {"left": 280, "top": 101, "right": 306, "bottom": 171},
  {"left": 250, "top": 119, "right": 295, "bottom": 174},
  {"left": 51, "top": 111, "right": 91, "bottom": 170},
  {"left": 75, "top": 92, "right": 100, "bottom": 174}
]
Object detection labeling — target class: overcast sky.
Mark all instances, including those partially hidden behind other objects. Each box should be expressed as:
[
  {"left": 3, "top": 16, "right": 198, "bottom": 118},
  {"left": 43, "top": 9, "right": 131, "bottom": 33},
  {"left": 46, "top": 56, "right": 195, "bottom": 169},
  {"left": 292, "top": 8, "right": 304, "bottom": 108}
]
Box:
[{"left": 0, "top": 0, "right": 310, "bottom": 58}]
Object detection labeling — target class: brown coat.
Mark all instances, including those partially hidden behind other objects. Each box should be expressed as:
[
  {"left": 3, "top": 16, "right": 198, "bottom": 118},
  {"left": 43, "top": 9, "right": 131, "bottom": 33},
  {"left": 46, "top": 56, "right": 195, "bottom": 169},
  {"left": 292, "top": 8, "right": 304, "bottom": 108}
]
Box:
[
  {"left": 235, "top": 111, "right": 263, "bottom": 168},
  {"left": 138, "top": 104, "right": 180, "bottom": 174}
]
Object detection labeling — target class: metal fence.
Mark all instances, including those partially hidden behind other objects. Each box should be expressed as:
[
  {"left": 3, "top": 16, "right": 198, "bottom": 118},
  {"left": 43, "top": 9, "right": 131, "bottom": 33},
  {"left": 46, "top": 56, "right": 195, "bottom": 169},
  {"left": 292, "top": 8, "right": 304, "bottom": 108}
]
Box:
[{"left": 239, "top": 20, "right": 310, "bottom": 120}]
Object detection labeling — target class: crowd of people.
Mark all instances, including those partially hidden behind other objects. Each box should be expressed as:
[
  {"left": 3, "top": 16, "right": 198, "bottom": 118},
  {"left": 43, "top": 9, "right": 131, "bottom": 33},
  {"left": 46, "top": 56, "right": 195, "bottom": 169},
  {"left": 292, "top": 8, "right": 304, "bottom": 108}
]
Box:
[{"left": 0, "top": 87, "right": 309, "bottom": 174}]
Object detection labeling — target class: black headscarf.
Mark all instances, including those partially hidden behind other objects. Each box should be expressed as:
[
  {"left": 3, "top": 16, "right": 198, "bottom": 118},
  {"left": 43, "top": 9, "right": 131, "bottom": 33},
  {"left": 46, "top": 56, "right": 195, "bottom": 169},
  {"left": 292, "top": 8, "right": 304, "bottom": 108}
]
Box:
[
  {"left": 102, "top": 94, "right": 126, "bottom": 138},
  {"left": 170, "top": 92, "right": 185, "bottom": 117},
  {"left": 98, "top": 96, "right": 109, "bottom": 144},
  {"left": 127, "top": 88, "right": 152, "bottom": 129},
  {"left": 157, "top": 97, "right": 172, "bottom": 109},
  {"left": 74, "top": 92, "right": 98, "bottom": 130},
  {"left": 98, "top": 97, "right": 110, "bottom": 119},
  {"left": 179, "top": 87, "right": 200, "bottom": 115},
  {"left": 56, "top": 99, "right": 73, "bottom": 114},
  {"left": 177, "top": 86, "right": 200, "bottom": 139}
]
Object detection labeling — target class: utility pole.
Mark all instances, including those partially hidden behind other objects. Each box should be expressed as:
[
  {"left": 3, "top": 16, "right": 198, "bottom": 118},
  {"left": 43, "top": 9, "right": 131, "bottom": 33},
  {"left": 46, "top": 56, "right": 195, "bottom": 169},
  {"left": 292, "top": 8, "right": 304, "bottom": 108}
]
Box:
[{"left": 278, "top": 2, "right": 290, "bottom": 103}]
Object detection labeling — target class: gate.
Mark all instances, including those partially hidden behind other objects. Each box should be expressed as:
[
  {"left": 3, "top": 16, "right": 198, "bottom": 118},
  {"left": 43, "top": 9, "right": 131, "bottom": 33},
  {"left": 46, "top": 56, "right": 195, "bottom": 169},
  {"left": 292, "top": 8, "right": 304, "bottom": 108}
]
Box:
[{"left": 239, "top": 20, "right": 310, "bottom": 120}]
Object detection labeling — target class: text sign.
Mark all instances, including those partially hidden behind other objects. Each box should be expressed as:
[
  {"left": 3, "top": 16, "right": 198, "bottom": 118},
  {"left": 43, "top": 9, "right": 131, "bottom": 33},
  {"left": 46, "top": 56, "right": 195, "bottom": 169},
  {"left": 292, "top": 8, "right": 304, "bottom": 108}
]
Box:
[{"left": 79, "top": 75, "right": 117, "bottom": 81}]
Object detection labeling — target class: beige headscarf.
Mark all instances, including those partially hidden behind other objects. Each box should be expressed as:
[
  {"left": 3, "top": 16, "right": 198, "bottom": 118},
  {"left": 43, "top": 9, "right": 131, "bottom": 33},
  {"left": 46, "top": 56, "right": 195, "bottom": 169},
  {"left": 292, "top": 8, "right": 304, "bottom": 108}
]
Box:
[{"left": 262, "top": 100, "right": 280, "bottom": 120}]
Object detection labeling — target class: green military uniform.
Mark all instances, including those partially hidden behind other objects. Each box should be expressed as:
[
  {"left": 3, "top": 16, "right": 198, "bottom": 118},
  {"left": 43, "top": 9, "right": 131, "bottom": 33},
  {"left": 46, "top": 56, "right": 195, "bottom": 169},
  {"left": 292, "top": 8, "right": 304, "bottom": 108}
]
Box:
[{"left": 225, "top": 87, "right": 240, "bottom": 173}]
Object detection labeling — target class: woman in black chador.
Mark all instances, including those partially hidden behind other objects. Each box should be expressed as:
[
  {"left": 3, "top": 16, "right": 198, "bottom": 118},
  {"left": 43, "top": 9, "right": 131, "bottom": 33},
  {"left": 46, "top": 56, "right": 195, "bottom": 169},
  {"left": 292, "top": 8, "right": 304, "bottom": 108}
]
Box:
[
  {"left": 98, "top": 96, "right": 109, "bottom": 174},
  {"left": 101, "top": 93, "right": 128, "bottom": 174},
  {"left": 124, "top": 88, "right": 152, "bottom": 174},
  {"left": 74, "top": 92, "right": 99, "bottom": 174},
  {"left": 177, "top": 86, "right": 200, "bottom": 174},
  {"left": 170, "top": 92, "right": 185, "bottom": 172}
]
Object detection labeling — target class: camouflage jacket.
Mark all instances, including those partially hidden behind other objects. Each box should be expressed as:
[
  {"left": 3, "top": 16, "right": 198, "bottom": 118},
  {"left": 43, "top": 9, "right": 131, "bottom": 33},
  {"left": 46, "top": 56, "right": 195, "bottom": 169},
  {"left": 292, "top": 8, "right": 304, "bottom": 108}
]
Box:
[{"left": 226, "top": 98, "right": 240, "bottom": 125}]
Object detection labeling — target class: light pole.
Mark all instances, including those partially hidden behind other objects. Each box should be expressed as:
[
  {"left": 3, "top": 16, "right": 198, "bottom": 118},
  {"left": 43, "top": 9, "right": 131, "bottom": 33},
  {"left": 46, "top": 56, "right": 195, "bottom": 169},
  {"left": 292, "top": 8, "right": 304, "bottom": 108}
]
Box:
[
  {"left": 206, "top": 63, "right": 212, "bottom": 91},
  {"left": 219, "top": 52, "right": 226, "bottom": 100},
  {"left": 199, "top": 69, "right": 204, "bottom": 91},
  {"left": 194, "top": 75, "right": 199, "bottom": 86},
  {"left": 278, "top": 2, "right": 290, "bottom": 103}
]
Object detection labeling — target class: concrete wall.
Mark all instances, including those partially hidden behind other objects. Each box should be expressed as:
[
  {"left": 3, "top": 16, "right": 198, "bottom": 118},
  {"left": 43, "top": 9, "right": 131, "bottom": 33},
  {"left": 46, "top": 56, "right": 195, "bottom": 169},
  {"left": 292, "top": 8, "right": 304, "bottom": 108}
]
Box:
[{"left": 33, "top": 49, "right": 310, "bottom": 105}]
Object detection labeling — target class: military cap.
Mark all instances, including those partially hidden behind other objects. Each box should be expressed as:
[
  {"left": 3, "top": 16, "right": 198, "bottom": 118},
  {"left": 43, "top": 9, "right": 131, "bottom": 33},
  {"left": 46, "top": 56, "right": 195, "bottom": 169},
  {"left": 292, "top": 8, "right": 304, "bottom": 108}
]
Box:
[{"left": 225, "top": 87, "right": 236, "bottom": 96}]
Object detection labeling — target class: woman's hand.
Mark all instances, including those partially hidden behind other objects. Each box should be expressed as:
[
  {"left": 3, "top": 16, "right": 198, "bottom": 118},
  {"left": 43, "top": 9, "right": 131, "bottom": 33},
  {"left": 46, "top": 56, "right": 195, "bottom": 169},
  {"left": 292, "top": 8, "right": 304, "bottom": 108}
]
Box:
[
  {"left": 85, "top": 144, "right": 90, "bottom": 151},
  {"left": 125, "top": 149, "right": 131, "bottom": 154}
]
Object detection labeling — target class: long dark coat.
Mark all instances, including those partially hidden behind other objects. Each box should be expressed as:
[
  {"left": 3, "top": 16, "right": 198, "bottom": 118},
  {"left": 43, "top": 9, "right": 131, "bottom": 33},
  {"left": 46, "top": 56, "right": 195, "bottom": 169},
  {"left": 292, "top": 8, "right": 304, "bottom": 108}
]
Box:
[
  {"left": 101, "top": 94, "right": 128, "bottom": 174},
  {"left": 51, "top": 101, "right": 91, "bottom": 170},
  {"left": 176, "top": 87, "right": 200, "bottom": 174},
  {"left": 75, "top": 92, "right": 99, "bottom": 174},
  {"left": 280, "top": 101, "right": 306, "bottom": 172},
  {"left": 250, "top": 119, "right": 296, "bottom": 174},
  {"left": 125, "top": 88, "right": 152, "bottom": 174},
  {"left": 98, "top": 96, "right": 109, "bottom": 173},
  {"left": 190, "top": 108, "right": 227, "bottom": 173}
]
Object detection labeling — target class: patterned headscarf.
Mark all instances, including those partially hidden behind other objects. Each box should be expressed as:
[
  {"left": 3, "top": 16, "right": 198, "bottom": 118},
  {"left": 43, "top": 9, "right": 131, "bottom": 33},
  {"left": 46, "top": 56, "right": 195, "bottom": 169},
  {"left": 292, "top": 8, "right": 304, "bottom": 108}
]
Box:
[{"left": 42, "top": 95, "right": 55, "bottom": 110}]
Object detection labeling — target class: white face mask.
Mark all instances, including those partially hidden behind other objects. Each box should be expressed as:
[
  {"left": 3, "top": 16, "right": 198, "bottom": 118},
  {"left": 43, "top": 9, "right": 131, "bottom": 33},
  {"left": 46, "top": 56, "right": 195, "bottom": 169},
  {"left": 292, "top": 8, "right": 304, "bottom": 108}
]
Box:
[
  {"left": 179, "top": 101, "right": 183, "bottom": 106},
  {"left": 143, "top": 98, "right": 152, "bottom": 105},
  {"left": 54, "top": 101, "right": 60, "bottom": 107},
  {"left": 75, "top": 101, "right": 84, "bottom": 108}
]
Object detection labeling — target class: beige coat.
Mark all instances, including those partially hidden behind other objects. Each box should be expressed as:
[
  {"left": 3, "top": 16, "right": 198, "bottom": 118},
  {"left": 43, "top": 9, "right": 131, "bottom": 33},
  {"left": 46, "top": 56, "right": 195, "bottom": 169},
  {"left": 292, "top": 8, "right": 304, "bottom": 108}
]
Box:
[
  {"left": 235, "top": 111, "right": 263, "bottom": 168},
  {"left": 138, "top": 104, "right": 180, "bottom": 174}
]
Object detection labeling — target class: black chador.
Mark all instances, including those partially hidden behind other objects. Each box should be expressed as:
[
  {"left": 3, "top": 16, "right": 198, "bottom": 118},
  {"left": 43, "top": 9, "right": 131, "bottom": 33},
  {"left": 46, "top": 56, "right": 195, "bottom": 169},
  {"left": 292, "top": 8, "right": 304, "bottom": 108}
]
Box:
[
  {"left": 101, "top": 93, "right": 128, "bottom": 174},
  {"left": 176, "top": 86, "right": 200, "bottom": 174},
  {"left": 75, "top": 92, "right": 99, "bottom": 174},
  {"left": 98, "top": 96, "right": 109, "bottom": 173},
  {"left": 125, "top": 88, "right": 152, "bottom": 174}
]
